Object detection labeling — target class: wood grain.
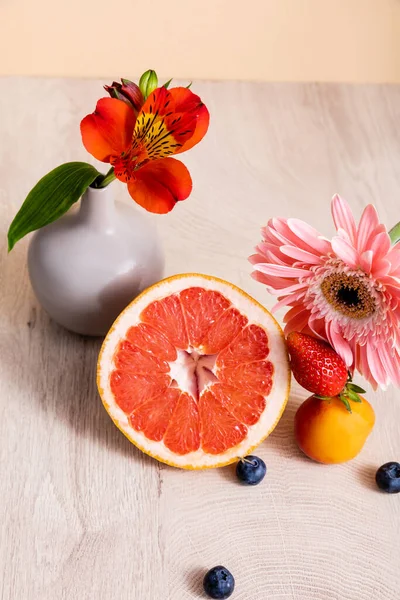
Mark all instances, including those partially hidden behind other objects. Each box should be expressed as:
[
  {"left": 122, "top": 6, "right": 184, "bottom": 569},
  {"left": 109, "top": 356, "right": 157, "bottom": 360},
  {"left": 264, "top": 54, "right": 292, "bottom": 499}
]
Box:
[{"left": 1, "top": 78, "right": 400, "bottom": 600}]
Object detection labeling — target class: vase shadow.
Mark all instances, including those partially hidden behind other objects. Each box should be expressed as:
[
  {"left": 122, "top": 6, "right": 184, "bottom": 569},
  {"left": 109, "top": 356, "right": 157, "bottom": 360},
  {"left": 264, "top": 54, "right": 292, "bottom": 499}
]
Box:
[{"left": 97, "top": 270, "right": 146, "bottom": 329}]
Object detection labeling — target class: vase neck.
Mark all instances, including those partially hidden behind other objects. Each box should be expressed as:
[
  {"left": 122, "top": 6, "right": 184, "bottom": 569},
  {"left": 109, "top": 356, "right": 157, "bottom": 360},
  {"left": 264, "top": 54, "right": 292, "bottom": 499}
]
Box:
[{"left": 79, "top": 184, "right": 116, "bottom": 231}]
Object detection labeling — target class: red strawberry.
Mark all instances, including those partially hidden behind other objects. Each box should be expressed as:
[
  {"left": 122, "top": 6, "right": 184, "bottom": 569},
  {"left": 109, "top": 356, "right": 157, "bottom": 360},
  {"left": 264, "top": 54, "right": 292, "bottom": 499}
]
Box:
[{"left": 286, "top": 332, "right": 348, "bottom": 397}]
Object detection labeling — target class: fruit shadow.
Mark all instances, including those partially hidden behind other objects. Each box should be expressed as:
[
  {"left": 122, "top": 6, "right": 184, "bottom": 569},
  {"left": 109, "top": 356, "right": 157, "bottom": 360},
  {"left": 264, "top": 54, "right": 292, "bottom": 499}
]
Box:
[
  {"left": 357, "top": 464, "right": 380, "bottom": 491},
  {"left": 262, "top": 390, "right": 310, "bottom": 463},
  {"left": 45, "top": 318, "right": 155, "bottom": 465},
  {"left": 3, "top": 300, "right": 153, "bottom": 466},
  {"left": 185, "top": 567, "right": 208, "bottom": 598},
  {"left": 218, "top": 393, "right": 310, "bottom": 486}
]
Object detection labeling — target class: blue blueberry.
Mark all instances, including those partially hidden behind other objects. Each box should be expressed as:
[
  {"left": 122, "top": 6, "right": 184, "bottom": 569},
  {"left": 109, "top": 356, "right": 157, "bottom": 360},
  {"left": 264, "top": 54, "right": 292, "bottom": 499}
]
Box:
[
  {"left": 203, "top": 566, "right": 235, "bottom": 599},
  {"left": 376, "top": 462, "right": 400, "bottom": 494},
  {"left": 236, "top": 455, "right": 266, "bottom": 485}
]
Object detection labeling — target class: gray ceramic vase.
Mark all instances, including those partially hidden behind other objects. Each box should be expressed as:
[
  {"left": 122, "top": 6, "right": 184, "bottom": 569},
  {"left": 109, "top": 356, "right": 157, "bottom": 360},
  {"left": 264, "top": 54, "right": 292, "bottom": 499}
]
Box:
[{"left": 28, "top": 184, "right": 164, "bottom": 336}]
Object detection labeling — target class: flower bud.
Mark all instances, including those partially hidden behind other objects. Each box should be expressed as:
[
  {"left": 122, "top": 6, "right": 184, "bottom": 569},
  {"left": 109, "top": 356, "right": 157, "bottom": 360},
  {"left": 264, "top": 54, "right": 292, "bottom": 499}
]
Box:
[
  {"left": 104, "top": 79, "right": 144, "bottom": 113},
  {"left": 139, "top": 70, "right": 158, "bottom": 100}
]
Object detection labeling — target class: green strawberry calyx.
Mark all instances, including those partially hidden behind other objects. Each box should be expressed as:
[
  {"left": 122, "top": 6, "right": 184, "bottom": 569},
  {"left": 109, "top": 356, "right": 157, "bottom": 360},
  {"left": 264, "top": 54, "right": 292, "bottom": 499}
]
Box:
[{"left": 314, "top": 381, "right": 366, "bottom": 413}]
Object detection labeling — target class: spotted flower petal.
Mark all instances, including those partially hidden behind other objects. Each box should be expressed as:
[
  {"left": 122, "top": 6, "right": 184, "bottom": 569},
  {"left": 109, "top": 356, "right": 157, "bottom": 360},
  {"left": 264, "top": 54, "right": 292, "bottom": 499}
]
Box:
[
  {"left": 127, "top": 157, "right": 192, "bottom": 214},
  {"left": 132, "top": 87, "right": 201, "bottom": 162},
  {"left": 168, "top": 87, "right": 210, "bottom": 153},
  {"left": 80, "top": 97, "right": 136, "bottom": 162}
]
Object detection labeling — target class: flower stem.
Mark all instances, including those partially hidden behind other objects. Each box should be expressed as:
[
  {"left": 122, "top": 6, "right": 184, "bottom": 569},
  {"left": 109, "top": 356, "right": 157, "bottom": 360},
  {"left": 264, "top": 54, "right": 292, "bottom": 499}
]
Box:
[
  {"left": 389, "top": 222, "right": 400, "bottom": 245},
  {"left": 95, "top": 167, "right": 116, "bottom": 188}
]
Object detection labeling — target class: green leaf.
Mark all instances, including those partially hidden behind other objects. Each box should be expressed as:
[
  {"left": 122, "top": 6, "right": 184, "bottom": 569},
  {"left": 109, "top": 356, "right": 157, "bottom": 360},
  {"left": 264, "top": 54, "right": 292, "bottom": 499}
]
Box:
[
  {"left": 346, "top": 389, "right": 362, "bottom": 403},
  {"left": 186, "top": 81, "right": 192, "bottom": 89},
  {"left": 339, "top": 394, "right": 352, "bottom": 413},
  {"left": 347, "top": 383, "right": 366, "bottom": 394},
  {"left": 8, "top": 162, "right": 101, "bottom": 251},
  {"left": 389, "top": 221, "right": 400, "bottom": 245},
  {"left": 163, "top": 78, "right": 173, "bottom": 89},
  {"left": 314, "top": 395, "right": 332, "bottom": 401}
]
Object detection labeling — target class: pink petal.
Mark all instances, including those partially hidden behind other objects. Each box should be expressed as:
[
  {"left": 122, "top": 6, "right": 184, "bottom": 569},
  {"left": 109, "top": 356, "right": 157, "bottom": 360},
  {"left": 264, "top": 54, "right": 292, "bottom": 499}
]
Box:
[
  {"left": 379, "top": 346, "right": 400, "bottom": 387},
  {"left": 357, "top": 205, "right": 379, "bottom": 253},
  {"left": 283, "top": 308, "right": 312, "bottom": 334},
  {"left": 382, "top": 282, "right": 400, "bottom": 302},
  {"left": 259, "top": 242, "right": 294, "bottom": 265},
  {"left": 331, "top": 194, "right": 357, "bottom": 244},
  {"left": 357, "top": 345, "right": 378, "bottom": 390},
  {"left": 249, "top": 253, "right": 265, "bottom": 265},
  {"left": 370, "top": 232, "right": 391, "bottom": 263},
  {"left": 265, "top": 225, "right": 292, "bottom": 247},
  {"left": 336, "top": 227, "right": 352, "bottom": 245},
  {"left": 274, "top": 282, "right": 310, "bottom": 295},
  {"left": 365, "top": 224, "right": 386, "bottom": 251},
  {"left": 254, "top": 264, "right": 310, "bottom": 278},
  {"left": 308, "top": 315, "right": 329, "bottom": 340},
  {"left": 271, "top": 217, "right": 294, "bottom": 240},
  {"left": 287, "top": 218, "right": 331, "bottom": 255},
  {"left": 366, "top": 343, "right": 388, "bottom": 388},
  {"left": 386, "top": 249, "right": 400, "bottom": 272},
  {"left": 326, "top": 322, "right": 354, "bottom": 367},
  {"left": 251, "top": 270, "right": 271, "bottom": 285},
  {"left": 372, "top": 259, "right": 391, "bottom": 278},
  {"left": 331, "top": 236, "right": 359, "bottom": 269},
  {"left": 280, "top": 245, "right": 323, "bottom": 265},
  {"left": 251, "top": 272, "right": 304, "bottom": 290},
  {"left": 273, "top": 291, "right": 307, "bottom": 312},
  {"left": 359, "top": 250, "right": 373, "bottom": 274}
]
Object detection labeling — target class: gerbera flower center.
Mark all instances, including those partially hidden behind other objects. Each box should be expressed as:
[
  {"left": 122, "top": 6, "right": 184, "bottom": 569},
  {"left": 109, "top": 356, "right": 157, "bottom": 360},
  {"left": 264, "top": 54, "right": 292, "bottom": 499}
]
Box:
[{"left": 320, "top": 272, "right": 376, "bottom": 319}]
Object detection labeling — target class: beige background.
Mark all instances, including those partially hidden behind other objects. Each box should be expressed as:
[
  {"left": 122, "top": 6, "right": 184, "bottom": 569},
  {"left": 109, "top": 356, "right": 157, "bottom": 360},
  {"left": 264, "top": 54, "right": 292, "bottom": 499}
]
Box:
[
  {"left": 1, "top": 0, "right": 400, "bottom": 82},
  {"left": 1, "top": 76, "right": 400, "bottom": 600}
]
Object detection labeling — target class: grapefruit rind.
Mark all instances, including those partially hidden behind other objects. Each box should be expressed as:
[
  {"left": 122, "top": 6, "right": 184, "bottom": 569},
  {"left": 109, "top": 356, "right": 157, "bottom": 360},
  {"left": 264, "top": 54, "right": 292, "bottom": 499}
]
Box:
[{"left": 97, "top": 273, "right": 290, "bottom": 469}]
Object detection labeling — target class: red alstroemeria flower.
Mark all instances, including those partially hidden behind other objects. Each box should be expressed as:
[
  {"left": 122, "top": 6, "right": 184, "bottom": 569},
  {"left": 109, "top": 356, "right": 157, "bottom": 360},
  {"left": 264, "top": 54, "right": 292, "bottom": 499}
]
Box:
[{"left": 80, "top": 86, "right": 209, "bottom": 213}]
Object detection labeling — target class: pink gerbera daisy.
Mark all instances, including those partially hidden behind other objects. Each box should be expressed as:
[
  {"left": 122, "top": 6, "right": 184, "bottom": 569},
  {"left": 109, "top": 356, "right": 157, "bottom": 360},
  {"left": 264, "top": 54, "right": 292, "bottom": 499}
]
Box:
[{"left": 249, "top": 195, "right": 400, "bottom": 389}]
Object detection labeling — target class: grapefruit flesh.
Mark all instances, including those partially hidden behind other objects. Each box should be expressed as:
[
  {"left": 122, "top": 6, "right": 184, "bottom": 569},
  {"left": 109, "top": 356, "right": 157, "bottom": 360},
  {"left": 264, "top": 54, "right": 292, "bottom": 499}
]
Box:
[{"left": 98, "top": 274, "right": 290, "bottom": 469}]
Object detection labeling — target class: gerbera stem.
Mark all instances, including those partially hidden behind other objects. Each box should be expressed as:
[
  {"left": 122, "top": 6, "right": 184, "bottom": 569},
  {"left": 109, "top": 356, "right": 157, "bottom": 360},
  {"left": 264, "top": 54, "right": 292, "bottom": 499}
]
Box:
[
  {"left": 389, "top": 222, "right": 400, "bottom": 245},
  {"left": 95, "top": 167, "right": 117, "bottom": 188}
]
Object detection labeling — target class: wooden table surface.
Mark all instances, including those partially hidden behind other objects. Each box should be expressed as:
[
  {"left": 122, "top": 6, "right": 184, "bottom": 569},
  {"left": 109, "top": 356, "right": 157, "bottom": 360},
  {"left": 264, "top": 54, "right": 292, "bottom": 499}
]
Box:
[{"left": 1, "top": 78, "right": 400, "bottom": 600}]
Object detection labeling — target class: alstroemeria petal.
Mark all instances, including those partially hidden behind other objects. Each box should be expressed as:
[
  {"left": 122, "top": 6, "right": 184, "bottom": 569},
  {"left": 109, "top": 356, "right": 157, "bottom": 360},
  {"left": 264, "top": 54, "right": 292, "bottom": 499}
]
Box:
[
  {"left": 80, "top": 98, "right": 136, "bottom": 162},
  {"left": 127, "top": 158, "right": 192, "bottom": 214},
  {"left": 133, "top": 87, "right": 198, "bottom": 161},
  {"left": 104, "top": 79, "right": 144, "bottom": 113},
  {"left": 168, "top": 87, "right": 210, "bottom": 153}
]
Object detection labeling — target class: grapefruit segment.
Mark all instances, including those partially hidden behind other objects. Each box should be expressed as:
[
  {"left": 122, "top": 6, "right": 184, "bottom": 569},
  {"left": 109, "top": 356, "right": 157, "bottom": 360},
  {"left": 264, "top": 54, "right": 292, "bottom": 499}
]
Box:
[
  {"left": 110, "top": 370, "right": 170, "bottom": 414},
  {"left": 199, "top": 389, "right": 248, "bottom": 454},
  {"left": 140, "top": 294, "right": 188, "bottom": 349},
  {"left": 217, "top": 324, "right": 270, "bottom": 368},
  {"left": 219, "top": 360, "right": 274, "bottom": 395},
  {"left": 98, "top": 274, "right": 290, "bottom": 469},
  {"left": 200, "top": 308, "right": 248, "bottom": 354},
  {"left": 114, "top": 340, "right": 169, "bottom": 373},
  {"left": 126, "top": 323, "right": 177, "bottom": 361},
  {"left": 163, "top": 392, "right": 201, "bottom": 455},
  {"left": 211, "top": 384, "right": 266, "bottom": 426},
  {"left": 179, "top": 287, "right": 231, "bottom": 347},
  {"left": 129, "top": 388, "right": 181, "bottom": 442}
]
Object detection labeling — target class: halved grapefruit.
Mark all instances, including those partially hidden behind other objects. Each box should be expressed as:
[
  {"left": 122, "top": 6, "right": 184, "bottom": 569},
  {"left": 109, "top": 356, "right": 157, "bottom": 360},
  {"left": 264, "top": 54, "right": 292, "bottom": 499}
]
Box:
[{"left": 97, "top": 274, "right": 290, "bottom": 469}]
